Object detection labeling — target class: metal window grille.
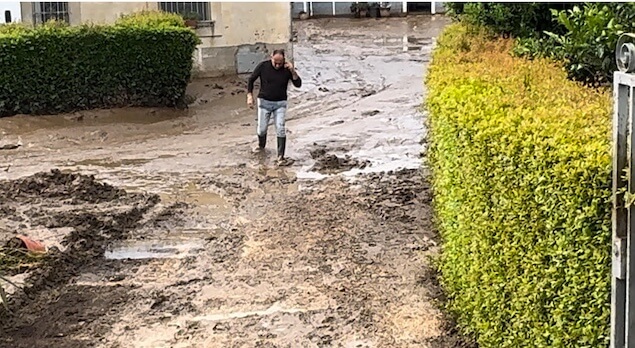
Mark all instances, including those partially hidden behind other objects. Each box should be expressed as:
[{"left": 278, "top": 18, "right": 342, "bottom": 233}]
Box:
[
  {"left": 32, "top": 2, "right": 70, "bottom": 24},
  {"left": 159, "top": 2, "right": 211, "bottom": 21}
]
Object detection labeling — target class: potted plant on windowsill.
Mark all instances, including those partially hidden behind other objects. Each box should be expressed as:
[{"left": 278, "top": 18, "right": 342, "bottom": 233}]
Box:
[
  {"left": 181, "top": 11, "right": 200, "bottom": 28},
  {"left": 379, "top": 2, "right": 391, "bottom": 17},
  {"left": 351, "top": 2, "right": 370, "bottom": 18}
]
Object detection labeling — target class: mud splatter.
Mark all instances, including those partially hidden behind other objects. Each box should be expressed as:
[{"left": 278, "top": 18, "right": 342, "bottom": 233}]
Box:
[{"left": 309, "top": 144, "right": 371, "bottom": 174}]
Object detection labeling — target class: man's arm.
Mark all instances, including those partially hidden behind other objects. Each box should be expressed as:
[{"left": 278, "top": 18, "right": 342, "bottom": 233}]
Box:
[
  {"left": 286, "top": 63, "right": 301, "bottom": 88},
  {"left": 290, "top": 70, "right": 302, "bottom": 88},
  {"left": 247, "top": 62, "right": 263, "bottom": 95},
  {"left": 247, "top": 62, "right": 263, "bottom": 107}
]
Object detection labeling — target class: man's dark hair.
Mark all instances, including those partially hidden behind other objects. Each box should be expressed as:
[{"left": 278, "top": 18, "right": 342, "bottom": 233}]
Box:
[{"left": 272, "top": 49, "right": 285, "bottom": 57}]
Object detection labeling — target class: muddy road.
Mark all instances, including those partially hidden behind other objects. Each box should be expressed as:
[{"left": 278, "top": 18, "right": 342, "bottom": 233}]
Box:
[{"left": 0, "top": 15, "right": 470, "bottom": 348}]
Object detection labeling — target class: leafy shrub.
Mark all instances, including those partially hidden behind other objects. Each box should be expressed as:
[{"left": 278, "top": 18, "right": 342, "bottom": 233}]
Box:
[
  {"left": 445, "top": 2, "right": 579, "bottom": 38},
  {"left": 426, "top": 23, "right": 612, "bottom": 348},
  {"left": 0, "top": 11, "right": 199, "bottom": 117},
  {"left": 541, "top": 3, "right": 635, "bottom": 85},
  {"left": 455, "top": 2, "right": 635, "bottom": 85},
  {"left": 115, "top": 10, "right": 186, "bottom": 28}
]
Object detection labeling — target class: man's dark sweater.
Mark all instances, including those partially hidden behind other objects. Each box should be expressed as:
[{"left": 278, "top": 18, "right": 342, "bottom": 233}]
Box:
[{"left": 247, "top": 60, "right": 302, "bottom": 102}]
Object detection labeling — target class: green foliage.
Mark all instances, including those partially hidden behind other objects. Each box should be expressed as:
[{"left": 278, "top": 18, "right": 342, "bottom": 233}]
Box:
[
  {"left": 540, "top": 3, "right": 635, "bottom": 85},
  {"left": 427, "top": 23, "right": 612, "bottom": 348},
  {"left": 453, "top": 2, "right": 635, "bottom": 85},
  {"left": 445, "top": 2, "right": 578, "bottom": 38},
  {"left": 115, "top": 10, "right": 186, "bottom": 28},
  {"left": 0, "top": 247, "right": 45, "bottom": 310},
  {"left": 0, "top": 11, "right": 199, "bottom": 117}
]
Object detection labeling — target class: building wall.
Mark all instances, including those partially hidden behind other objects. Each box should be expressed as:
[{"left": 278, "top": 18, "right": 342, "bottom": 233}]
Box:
[
  {"left": 78, "top": 2, "right": 156, "bottom": 24},
  {"left": 19, "top": 2, "right": 292, "bottom": 77},
  {"left": 196, "top": 2, "right": 292, "bottom": 77},
  {"left": 1, "top": 2, "right": 22, "bottom": 24}
]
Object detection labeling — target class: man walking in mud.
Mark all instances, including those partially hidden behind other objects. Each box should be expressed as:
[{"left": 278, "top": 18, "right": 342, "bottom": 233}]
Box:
[{"left": 247, "top": 49, "right": 302, "bottom": 166}]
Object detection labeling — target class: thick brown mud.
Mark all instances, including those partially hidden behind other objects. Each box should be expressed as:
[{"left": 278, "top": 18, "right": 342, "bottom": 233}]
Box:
[{"left": 0, "top": 15, "right": 474, "bottom": 348}]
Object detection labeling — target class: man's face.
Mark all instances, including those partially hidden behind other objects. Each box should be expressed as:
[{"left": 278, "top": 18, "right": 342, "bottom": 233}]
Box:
[{"left": 271, "top": 54, "right": 284, "bottom": 70}]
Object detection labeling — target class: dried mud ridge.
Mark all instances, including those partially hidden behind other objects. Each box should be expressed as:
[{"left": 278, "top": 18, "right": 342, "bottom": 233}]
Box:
[
  {"left": 0, "top": 170, "right": 179, "bottom": 347},
  {"left": 309, "top": 144, "right": 371, "bottom": 174}
]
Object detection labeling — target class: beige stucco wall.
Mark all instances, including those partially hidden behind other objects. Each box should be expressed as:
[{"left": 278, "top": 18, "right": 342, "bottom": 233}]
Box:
[
  {"left": 20, "top": 2, "right": 154, "bottom": 25},
  {"left": 78, "top": 2, "right": 157, "bottom": 24},
  {"left": 204, "top": 2, "right": 291, "bottom": 47}
]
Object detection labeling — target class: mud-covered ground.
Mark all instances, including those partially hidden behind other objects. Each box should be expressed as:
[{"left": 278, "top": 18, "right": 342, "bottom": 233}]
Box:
[{"left": 0, "top": 16, "right": 474, "bottom": 348}]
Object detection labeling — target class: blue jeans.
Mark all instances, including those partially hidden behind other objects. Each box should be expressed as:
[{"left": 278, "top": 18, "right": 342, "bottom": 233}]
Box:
[{"left": 257, "top": 98, "right": 287, "bottom": 138}]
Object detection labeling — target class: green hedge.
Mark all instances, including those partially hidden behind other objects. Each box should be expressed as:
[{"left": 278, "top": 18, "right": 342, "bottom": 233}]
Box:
[
  {"left": 426, "top": 23, "right": 612, "bottom": 347},
  {"left": 0, "top": 11, "right": 199, "bottom": 117}
]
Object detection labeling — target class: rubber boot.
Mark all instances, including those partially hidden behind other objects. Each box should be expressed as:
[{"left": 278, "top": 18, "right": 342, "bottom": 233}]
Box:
[
  {"left": 277, "top": 136, "right": 286, "bottom": 159},
  {"left": 253, "top": 134, "right": 266, "bottom": 154}
]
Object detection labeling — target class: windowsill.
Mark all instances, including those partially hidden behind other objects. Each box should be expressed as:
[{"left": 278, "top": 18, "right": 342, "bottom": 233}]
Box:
[
  {"left": 194, "top": 20, "right": 222, "bottom": 38},
  {"left": 195, "top": 19, "right": 214, "bottom": 28}
]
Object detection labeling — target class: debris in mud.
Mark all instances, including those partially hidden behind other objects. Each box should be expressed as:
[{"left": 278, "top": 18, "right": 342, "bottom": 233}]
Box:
[
  {"left": 231, "top": 88, "right": 246, "bottom": 95},
  {"left": 361, "top": 110, "right": 381, "bottom": 117},
  {"left": 276, "top": 157, "right": 295, "bottom": 167},
  {"left": 0, "top": 169, "right": 166, "bottom": 346},
  {"left": 309, "top": 145, "right": 370, "bottom": 174},
  {"left": 318, "top": 87, "right": 330, "bottom": 92},
  {"left": 361, "top": 89, "right": 377, "bottom": 98},
  {"left": 6, "top": 235, "right": 46, "bottom": 254},
  {"left": 329, "top": 120, "right": 345, "bottom": 126},
  {"left": 354, "top": 168, "right": 431, "bottom": 224},
  {"left": 0, "top": 137, "right": 22, "bottom": 150}
]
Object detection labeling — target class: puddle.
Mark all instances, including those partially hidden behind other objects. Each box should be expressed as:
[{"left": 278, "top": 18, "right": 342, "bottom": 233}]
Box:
[
  {"left": 105, "top": 238, "right": 205, "bottom": 260},
  {"left": 288, "top": 18, "right": 438, "bottom": 183},
  {"left": 160, "top": 182, "right": 229, "bottom": 207},
  {"left": 371, "top": 35, "right": 432, "bottom": 52}
]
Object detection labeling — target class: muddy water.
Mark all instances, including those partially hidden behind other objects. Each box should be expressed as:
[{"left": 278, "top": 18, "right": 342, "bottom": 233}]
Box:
[
  {"left": 287, "top": 17, "right": 443, "bottom": 179},
  {"left": 0, "top": 15, "right": 472, "bottom": 348}
]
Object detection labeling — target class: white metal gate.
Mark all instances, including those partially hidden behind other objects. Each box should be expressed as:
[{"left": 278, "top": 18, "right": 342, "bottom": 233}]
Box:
[{"left": 612, "top": 33, "right": 635, "bottom": 348}]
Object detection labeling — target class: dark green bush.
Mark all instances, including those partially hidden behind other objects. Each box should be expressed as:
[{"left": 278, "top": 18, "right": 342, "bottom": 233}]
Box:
[
  {"left": 445, "top": 2, "right": 579, "bottom": 38},
  {"left": 427, "top": 23, "right": 612, "bottom": 348},
  {"left": 0, "top": 11, "right": 199, "bottom": 117},
  {"left": 452, "top": 2, "right": 635, "bottom": 85},
  {"left": 537, "top": 3, "right": 635, "bottom": 85}
]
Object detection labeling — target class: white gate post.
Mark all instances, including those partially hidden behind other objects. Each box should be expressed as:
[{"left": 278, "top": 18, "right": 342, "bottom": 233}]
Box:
[{"left": 612, "top": 33, "right": 635, "bottom": 348}]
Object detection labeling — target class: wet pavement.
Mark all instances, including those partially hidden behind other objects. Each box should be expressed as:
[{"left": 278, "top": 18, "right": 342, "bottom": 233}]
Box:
[{"left": 0, "top": 15, "right": 472, "bottom": 348}]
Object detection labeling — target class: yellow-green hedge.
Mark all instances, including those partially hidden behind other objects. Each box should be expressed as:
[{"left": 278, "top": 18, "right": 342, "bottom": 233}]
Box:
[{"left": 426, "top": 23, "right": 612, "bottom": 347}]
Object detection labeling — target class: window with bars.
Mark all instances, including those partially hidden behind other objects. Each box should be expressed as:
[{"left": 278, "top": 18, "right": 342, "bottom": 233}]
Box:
[
  {"left": 32, "top": 2, "right": 70, "bottom": 24},
  {"left": 159, "top": 2, "right": 211, "bottom": 21}
]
